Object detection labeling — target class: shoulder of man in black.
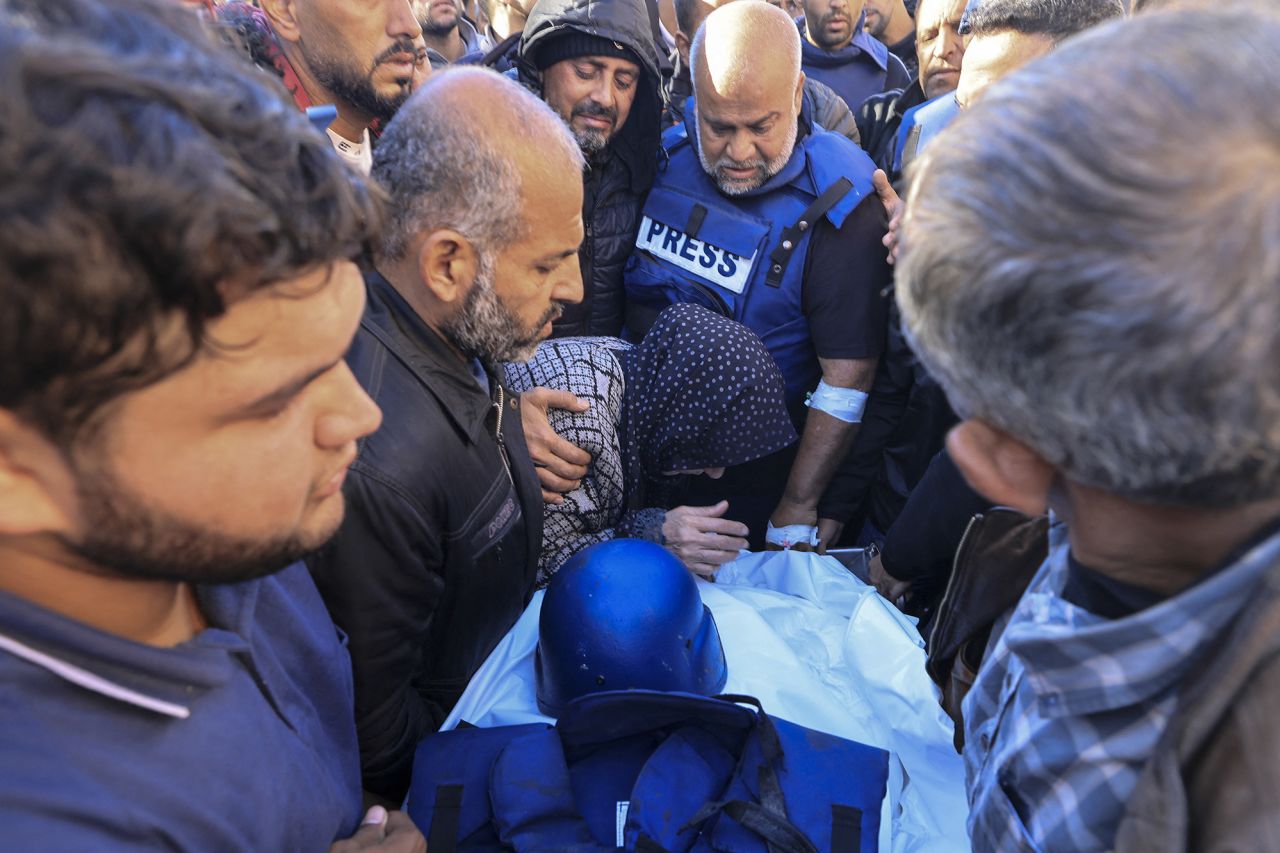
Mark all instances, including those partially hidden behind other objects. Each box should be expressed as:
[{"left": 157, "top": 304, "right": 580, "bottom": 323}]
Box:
[{"left": 801, "top": 192, "right": 893, "bottom": 363}]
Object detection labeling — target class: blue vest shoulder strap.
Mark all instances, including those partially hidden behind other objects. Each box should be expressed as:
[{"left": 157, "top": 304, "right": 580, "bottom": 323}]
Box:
[
  {"left": 893, "top": 93, "right": 961, "bottom": 175},
  {"left": 662, "top": 108, "right": 692, "bottom": 154},
  {"left": 800, "top": 126, "right": 878, "bottom": 229}
]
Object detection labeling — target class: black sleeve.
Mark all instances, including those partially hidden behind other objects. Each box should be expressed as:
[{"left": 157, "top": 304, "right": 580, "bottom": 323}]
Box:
[
  {"left": 816, "top": 301, "right": 914, "bottom": 524},
  {"left": 801, "top": 194, "right": 892, "bottom": 361},
  {"left": 306, "top": 467, "right": 445, "bottom": 801},
  {"left": 880, "top": 448, "right": 992, "bottom": 584}
]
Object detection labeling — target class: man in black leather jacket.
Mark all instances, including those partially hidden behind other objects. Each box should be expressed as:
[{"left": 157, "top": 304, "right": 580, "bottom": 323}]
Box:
[
  {"left": 307, "top": 68, "right": 586, "bottom": 803},
  {"left": 516, "top": 0, "right": 662, "bottom": 337}
]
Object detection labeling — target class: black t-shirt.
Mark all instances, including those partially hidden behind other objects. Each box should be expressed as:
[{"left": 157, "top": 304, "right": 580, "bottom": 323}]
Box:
[{"left": 801, "top": 193, "right": 893, "bottom": 362}]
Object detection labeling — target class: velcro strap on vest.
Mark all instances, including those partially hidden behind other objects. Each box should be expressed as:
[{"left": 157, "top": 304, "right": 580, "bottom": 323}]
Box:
[
  {"left": 830, "top": 804, "right": 862, "bottom": 853},
  {"left": 685, "top": 203, "right": 708, "bottom": 240},
  {"left": 764, "top": 177, "right": 855, "bottom": 288},
  {"left": 426, "top": 784, "right": 464, "bottom": 853}
]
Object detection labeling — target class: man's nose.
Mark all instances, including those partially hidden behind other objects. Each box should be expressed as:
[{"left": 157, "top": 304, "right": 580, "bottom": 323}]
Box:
[
  {"left": 315, "top": 362, "right": 383, "bottom": 449},
  {"left": 590, "top": 78, "right": 616, "bottom": 112},
  {"left": 726, "top": 131, "right": 755, "bottom": 163},
  {"left": 389, "top": 0, "right": 423, "bottom": 40},
  {"left": 555, "top": 257, "right": 585, "bottom": 306}
]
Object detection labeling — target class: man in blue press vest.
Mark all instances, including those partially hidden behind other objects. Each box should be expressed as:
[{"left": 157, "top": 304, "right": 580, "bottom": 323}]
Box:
[{"left": 623, "top": 0, "right": 892, "bottom": 551}]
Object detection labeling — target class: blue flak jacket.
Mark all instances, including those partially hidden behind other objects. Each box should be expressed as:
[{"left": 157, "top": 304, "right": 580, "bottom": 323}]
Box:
[
  {"left": 623, "top": 100, "right": 878, "bottom": 410},
  {"left": 893, "top": 93, "right": 962, "bottom": 177},
  {"left": 407, "top": 690, "right": 891, "bottom": 852}
]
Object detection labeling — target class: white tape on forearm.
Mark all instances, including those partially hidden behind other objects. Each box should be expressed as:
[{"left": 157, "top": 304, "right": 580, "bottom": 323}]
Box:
[
  {"left": 804, "top": 380, "right": 869, "bottom": 423},
  {"left": 766, "top": 521, "right": 820, "bottom": 549}
]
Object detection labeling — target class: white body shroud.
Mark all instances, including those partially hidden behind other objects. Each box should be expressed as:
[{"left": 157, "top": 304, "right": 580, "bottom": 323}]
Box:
[{"left": 441, "top": 550, "right": 971, "bottom": 852}]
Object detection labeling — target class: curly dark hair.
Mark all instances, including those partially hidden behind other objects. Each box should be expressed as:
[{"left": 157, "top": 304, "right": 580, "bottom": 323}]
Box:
[{"left": 0, "top": 0, "right": 384, "bottom": 445}]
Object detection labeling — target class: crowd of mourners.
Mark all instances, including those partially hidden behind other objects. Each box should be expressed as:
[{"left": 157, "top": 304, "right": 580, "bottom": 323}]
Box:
[{"left": 2, "top": 0, "right": 1278, "bottom": 848}]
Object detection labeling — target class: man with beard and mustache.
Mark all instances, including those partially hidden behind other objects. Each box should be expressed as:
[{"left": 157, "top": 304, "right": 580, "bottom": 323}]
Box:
[
  {"left": 306, "top": 68, "right": 585, "bottom": 805},
  {"left": 515, "top": 0, "right": 662, "bottom": 339},
  {"left": 417, "top": 0, "right": 484, "bottom": 68},
  {"left": 624, "top": 2, "right": 891, "bottom": 551},
  {"left": 798, "top": 0, "right": 910, "bottom": 113},
  {"left": 0, "top": 0, "right": 424, "bottom": 849},
  {"left": 219, "top": 0, "right": 428, "bottom": 172}
]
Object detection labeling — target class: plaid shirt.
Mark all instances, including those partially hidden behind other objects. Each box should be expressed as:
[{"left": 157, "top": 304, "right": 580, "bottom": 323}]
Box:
[{"left": 962, "top": 521, "right": 1280, "bottom": 851}]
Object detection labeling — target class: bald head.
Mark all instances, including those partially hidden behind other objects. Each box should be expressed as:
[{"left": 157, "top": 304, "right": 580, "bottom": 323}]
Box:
[
  {"left": 691, "top": 3, "right": 805, "bottom": 196},
  {"left": 372, "top": 66, "right": 584, "bottom": 262},
  {"left": 691, "top": 1, "right": 802, "bottom": 98}
]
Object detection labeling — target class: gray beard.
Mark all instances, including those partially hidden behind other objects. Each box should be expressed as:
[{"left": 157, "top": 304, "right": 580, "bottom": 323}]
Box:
[
  {"left": 695, "top": 116, "right": 799, "bottom": 196},
  {"left": 441, "top": 253, "right": 555, "bottom": 364},
  {"left": 574, "top": 126, "right": 610, "bottom": 155}
]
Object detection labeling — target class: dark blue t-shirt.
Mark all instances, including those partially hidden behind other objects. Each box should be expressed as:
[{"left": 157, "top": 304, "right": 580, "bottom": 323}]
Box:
[{"left": 0, "top": 563, "right": 362, "bottom": 851}]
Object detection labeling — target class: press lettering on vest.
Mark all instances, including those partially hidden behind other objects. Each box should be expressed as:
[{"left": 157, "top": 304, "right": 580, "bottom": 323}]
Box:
[
  {"left": 635, "top": 216, "right": 754, "bottom": 295},
  {"left": 660, "top": 226, "right": 681, "bottom": 254},
  {"left": 698, "top": 242, "right": 717, "bottom": 270},
  {"left": 678, "top": 235, "right": 699, "bottom": 262}
]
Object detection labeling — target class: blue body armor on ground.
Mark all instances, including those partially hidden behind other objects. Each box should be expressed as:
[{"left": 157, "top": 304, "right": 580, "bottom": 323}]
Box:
[
  {"left": 892, "top": 93, "right": 961, "bottom": 177},
  {"left": 623, "top": 101, "right": 877, "bottom": 409},
  {"left": 407, "top": 690, "right": 890, "bottom": 852}
]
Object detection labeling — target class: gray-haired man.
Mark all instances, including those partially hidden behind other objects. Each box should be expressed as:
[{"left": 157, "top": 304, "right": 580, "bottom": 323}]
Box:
[
  {"left": 899, "top": 7, "right": 1280, "bottom": 850},
  {"left": 307, "top": 67, "right": 584, "bottom": 804}
]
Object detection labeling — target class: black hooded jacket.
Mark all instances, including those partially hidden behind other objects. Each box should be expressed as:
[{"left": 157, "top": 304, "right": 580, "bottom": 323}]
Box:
[{"left": 518, "top": 0, "right": 662, "bottom": 338}]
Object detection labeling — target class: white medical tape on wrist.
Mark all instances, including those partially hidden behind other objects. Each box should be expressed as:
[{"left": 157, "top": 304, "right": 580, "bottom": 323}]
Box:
[
  {"left": 766, "top": 521, "right": 820, "bottom": 549},
  {"left": 804, "top": 380, "right": 869, "bottom": 423}
]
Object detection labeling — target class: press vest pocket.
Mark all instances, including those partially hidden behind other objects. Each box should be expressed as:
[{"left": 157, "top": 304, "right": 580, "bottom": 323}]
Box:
[{"left": 629, "top": 185, "right": 771, "bottom": 300}]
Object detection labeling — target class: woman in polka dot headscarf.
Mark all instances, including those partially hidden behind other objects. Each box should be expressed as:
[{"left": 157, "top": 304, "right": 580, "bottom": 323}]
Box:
[{"left": 505, "top": 304, "right": 797, "bottom": 581}]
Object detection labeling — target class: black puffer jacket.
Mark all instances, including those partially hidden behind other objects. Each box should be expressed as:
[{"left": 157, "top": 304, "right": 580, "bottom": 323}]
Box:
[{"left": 518, "top": 0, "right": 662, "bottom": 338}]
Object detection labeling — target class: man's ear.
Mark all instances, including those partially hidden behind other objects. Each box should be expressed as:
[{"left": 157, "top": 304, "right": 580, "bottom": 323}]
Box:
[
  {"left": 675, "top": 30, "right": 692, "bottom": 66},
  {"left": 259, "top": 0, "right": 302, "bottom": 43},
  {"left": 946, "top": 419, "right": 1054, "bottom": 516},
  {"left": 793, "top": 71, "right": 806, "bottom": 116},
  {"left": 0, "top": 411, "right": 78, "bottom": 537},
  {"left": 416, "top": 230, "right": 481, "bottom": 307}
]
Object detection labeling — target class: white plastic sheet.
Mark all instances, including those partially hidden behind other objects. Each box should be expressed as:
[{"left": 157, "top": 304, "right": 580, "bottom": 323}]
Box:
[{"left": 441, "top": 550, "right": 970, "bottom": 852}]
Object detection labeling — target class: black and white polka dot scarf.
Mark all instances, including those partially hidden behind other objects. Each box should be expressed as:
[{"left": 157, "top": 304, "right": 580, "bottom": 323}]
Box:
[{"left": 620, "top": 304, "right": 798, "bottom": 506}]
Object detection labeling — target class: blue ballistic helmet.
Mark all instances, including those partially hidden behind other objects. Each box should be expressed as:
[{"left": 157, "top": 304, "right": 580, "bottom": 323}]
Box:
[{"left": 536, "top": 539, "right": 728, "bottom": 717}]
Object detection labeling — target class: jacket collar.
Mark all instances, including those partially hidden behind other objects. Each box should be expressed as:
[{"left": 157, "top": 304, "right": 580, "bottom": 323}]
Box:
[{"left": 362, "top": 269, "right": 495, "bottom": 444}]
